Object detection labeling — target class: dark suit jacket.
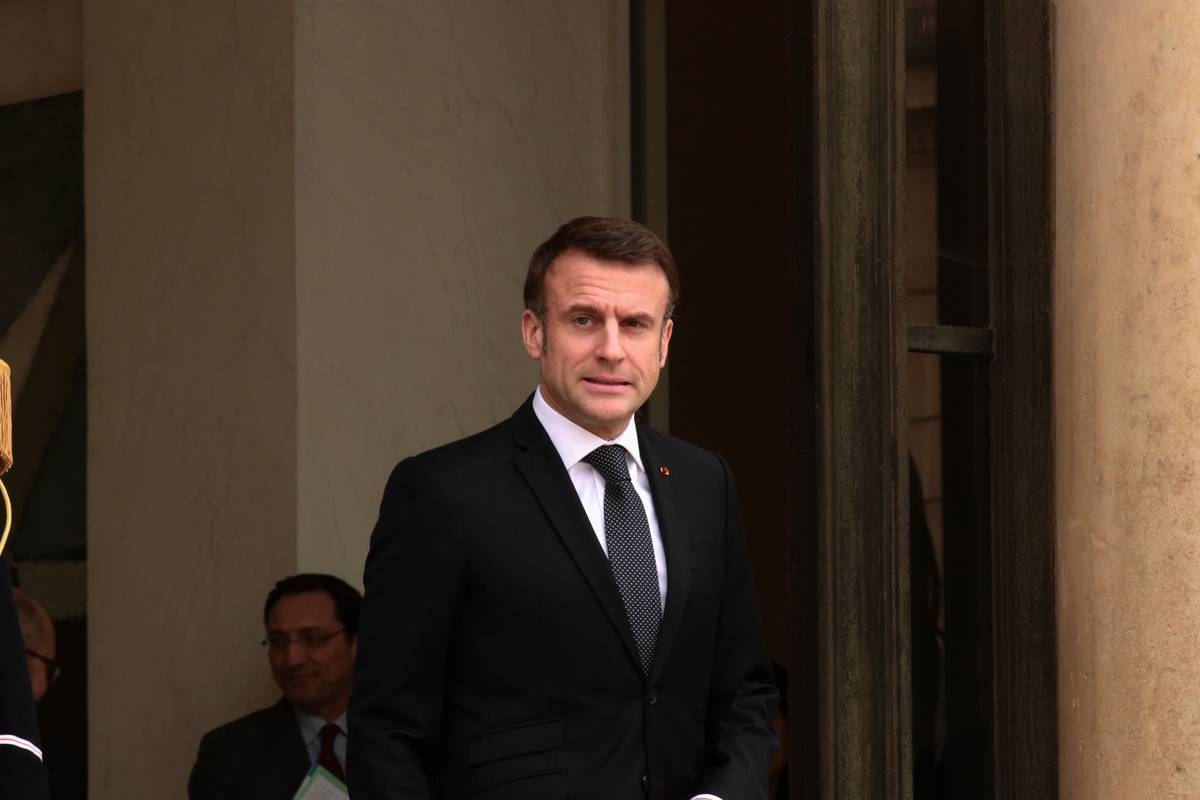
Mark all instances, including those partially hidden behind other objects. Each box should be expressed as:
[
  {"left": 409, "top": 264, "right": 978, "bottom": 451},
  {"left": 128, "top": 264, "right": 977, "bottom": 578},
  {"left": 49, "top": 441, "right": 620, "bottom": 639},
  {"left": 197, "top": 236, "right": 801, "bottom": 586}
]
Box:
[
  {"left": 348, "top": 398, "right": 777, "bottom": 800},
  {"left": 188, "top": 698, "right": 310, "bottom": 800}
]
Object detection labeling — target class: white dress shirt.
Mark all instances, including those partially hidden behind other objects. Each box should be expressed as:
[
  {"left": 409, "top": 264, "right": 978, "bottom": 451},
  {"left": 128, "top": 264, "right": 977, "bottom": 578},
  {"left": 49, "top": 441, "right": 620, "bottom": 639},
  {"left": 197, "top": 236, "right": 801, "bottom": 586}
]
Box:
[
  {"left": 294, "top": 709, "right": 347, "bottom": 773},
  {"left": 532, "top": 387, "right": 667, "bottom": 607},
  {"left": 532, "top": 388, "right": 719, "bottom": 800}
]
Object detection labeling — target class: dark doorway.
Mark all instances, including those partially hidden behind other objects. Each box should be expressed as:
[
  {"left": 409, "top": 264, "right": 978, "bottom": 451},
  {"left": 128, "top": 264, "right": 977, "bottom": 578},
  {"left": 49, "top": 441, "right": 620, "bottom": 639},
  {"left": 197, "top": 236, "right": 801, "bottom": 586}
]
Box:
[
  {"left": 633, "top": 0, "right": 815, "bottom": 796},
  {"left": 1, "top": 90, "right": 89, "bottom": 799},
  {"left": 634, "top": 0, "right": 1055, "bottom": 797}
]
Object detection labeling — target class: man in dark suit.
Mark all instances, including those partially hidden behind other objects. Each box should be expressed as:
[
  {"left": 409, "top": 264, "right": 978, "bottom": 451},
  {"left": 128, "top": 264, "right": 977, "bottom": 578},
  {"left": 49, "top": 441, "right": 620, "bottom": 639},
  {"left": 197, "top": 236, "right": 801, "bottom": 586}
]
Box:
[
  {"left": 189, "top": 574, "right": 361, "bottom": 800},
  {"left": 349, "top": 217, "right": 778, "bottom": 800}
]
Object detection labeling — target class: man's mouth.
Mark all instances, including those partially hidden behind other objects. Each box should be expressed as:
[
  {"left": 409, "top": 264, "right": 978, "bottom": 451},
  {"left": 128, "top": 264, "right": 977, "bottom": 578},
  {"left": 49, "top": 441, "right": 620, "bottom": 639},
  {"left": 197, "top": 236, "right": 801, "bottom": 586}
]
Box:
[
  {"left": 285, "top": 672, "right": 317, "bottom": 683},
  {"left": 584, "top": 377, "right": 631, "bottom": 388}
]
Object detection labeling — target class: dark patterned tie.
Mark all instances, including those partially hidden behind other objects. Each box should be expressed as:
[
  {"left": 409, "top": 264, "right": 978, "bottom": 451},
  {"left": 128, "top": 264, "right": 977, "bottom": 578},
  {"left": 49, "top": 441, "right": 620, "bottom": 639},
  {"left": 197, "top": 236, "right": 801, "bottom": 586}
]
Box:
[
  {"left": 318, "top": 723, "right": 345, "bottom": 782},
  {"left": 583, "top": 444, "right": 662, "bottom": 675}
]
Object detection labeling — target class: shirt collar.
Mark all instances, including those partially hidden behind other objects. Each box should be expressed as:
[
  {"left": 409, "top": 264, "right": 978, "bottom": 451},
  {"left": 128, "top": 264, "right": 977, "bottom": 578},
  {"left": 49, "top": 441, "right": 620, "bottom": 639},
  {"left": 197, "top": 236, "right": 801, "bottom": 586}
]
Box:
[
  {"left": 532, "top": 386, "right": 644, "bottom": 475},
  {"left": 293, "top": 707, "right": 347, "bottom": 744}
]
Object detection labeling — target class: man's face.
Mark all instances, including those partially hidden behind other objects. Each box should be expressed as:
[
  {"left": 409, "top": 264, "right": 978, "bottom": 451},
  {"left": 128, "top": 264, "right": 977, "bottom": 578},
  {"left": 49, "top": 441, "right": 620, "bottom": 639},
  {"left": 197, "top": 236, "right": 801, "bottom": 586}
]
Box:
[
  {"left": 13, "top": 588, "right": 55, "bottom": 703},
  {"left": 522, "top": 251, "right": 673, "bottom": 440},
  {"left": 266, "top": 591, "right": 356, "bottom": 721}
]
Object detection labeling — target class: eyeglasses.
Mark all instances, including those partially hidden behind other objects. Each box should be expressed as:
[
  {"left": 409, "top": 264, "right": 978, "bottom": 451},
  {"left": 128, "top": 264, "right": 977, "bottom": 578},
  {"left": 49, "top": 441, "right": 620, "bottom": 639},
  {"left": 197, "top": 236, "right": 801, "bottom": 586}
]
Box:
[
  {"left": 25, "top": 649, "right": 62, "bottom": 686},
  {"left": 261, "top": 628, "right": 345, "bottom": 652}
]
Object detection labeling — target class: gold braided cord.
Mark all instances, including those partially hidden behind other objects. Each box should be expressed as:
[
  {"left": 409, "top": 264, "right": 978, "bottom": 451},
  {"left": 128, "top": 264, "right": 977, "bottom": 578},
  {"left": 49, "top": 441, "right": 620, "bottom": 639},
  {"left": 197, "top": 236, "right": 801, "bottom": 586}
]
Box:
[{"left": 0, "top": 479, "right": 10, "bottom": 557}]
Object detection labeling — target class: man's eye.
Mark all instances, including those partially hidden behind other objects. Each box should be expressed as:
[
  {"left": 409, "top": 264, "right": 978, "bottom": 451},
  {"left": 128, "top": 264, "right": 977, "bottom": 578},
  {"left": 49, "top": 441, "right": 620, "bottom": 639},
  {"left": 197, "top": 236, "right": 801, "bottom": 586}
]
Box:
[{"left": 573, "top": 316, "right": 592, "bottom": 326}]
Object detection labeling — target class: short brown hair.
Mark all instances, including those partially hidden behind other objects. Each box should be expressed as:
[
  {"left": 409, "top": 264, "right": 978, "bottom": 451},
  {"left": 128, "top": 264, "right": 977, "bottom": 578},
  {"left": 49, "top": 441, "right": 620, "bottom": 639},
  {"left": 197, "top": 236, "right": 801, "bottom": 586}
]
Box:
[
  {"left": 264, "top": 573, "right": 363, "bottom": 642},
  {"left": 523, "top": 217, "right": 679, "bottom": 320}
]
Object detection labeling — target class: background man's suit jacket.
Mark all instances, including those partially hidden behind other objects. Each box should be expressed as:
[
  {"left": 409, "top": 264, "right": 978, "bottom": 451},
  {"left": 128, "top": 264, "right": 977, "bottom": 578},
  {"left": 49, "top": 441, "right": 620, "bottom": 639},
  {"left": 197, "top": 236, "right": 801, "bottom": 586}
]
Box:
[
  {"left": 188, "top": 698, "right": 309, "bottom": 800},
  {"left": 348, "top": 398, "right": 777, "bottom": 800}
]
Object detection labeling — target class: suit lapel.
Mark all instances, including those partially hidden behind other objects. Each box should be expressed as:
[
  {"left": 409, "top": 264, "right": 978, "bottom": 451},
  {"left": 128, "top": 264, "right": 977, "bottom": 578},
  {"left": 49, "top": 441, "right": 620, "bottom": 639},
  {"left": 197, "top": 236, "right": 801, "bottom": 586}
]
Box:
[
  {"left": 510, "top": 400, "right": 643, "bottom": 673},
  {"left": 264, "top": 698, "right": 312, "bottom": 795},
  {"left": 639, "top": 427, "right": 691, "bottom": 682}
]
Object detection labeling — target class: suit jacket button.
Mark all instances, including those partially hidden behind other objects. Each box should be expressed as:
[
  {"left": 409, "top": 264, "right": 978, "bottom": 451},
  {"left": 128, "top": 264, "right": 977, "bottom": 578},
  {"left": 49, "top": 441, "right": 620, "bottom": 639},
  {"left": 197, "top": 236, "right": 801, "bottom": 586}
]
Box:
[
  {"left": 642, "top": 773, "right": 648, "bottom": 790},
  {"left": 647, "top": 689, "right": 658, "bottom": 705}
]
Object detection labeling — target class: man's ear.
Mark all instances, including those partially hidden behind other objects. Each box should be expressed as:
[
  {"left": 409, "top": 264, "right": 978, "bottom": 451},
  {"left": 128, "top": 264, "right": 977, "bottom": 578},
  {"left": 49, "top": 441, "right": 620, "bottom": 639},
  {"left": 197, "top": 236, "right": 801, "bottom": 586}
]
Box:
[
  {"left": 659, "top": 318, "right": 674, "bottom": 367},
  {"left": 522, "top": 309, "right": 545, "bottom": 359}
]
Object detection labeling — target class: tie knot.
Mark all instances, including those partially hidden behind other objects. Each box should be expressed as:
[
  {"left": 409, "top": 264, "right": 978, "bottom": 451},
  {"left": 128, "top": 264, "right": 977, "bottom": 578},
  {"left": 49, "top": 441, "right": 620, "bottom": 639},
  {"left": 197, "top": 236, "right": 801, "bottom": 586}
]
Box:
[
  {"left": 320, "top": 723, "right": 340, "bottom": 747},
  {"left": 583, "top": 444, "right": 632, "bottom": 485}
]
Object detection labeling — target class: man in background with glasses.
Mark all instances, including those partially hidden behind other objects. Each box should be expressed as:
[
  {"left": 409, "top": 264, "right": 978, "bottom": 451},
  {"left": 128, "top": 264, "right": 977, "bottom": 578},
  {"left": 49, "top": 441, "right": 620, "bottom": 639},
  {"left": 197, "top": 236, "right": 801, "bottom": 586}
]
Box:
[
  {"left": 13, "top": 587, "right": 60, "bottom": 704},
  {"left": 189, "top": 573, "right": 361, "bottom": 800}
]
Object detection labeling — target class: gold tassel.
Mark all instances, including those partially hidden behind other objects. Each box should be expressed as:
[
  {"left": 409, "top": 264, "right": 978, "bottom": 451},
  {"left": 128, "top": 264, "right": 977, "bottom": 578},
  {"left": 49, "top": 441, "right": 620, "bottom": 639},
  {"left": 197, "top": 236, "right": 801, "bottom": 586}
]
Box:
[
  {"left": 0, "top": 358, "right": 11, "bottom": 477},
  {"left": 0, "top": 358, "right": 11, "bottom": 555}
]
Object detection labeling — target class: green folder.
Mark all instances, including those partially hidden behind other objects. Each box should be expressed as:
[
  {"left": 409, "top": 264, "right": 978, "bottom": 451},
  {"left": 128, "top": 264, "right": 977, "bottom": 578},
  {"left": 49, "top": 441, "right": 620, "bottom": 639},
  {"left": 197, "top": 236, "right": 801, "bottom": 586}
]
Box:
[{"left": 293, "top": 764, "right": 349, "bottom": 799}]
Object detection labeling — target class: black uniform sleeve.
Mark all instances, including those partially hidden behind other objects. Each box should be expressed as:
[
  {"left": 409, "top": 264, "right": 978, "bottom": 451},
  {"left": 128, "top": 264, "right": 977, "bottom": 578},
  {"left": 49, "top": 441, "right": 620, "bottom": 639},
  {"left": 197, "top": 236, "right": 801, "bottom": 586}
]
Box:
[{"left": 0, "top": 560, "right": 50, "bottom": 800}]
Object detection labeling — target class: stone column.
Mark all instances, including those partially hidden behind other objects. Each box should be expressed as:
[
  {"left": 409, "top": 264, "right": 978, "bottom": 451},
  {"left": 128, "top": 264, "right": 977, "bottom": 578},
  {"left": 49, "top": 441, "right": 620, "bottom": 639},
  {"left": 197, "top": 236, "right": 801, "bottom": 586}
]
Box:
[
  {"left": 292, "top": 0, "right": 630, "bottom": 577},
  {"left": 85, "top": 2, "right": 299, "bottom": 797},
  {"left": 85, "top": 1, "right": 628, "bottom": 796},
  {"left": 1056, "top": 2, "right": 1200, "bottom": 797}
]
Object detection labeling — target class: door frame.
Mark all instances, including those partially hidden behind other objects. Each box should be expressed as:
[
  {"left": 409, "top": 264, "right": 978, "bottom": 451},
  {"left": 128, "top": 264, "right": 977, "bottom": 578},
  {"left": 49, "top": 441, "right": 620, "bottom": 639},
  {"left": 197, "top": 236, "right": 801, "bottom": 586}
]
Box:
[{"left": 807, "top": 0, "right": 1057, "bottom": 797}]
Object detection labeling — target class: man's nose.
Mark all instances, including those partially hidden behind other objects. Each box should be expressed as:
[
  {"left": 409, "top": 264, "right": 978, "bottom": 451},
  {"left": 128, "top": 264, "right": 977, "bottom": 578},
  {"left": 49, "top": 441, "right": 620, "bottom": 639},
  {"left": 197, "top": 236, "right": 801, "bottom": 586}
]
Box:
[
  {"left": 596, "top": 320, "right": 624, "bottom": 360},
  {"left": 281, "top": 642, "right": 308, "bottom": 665}
]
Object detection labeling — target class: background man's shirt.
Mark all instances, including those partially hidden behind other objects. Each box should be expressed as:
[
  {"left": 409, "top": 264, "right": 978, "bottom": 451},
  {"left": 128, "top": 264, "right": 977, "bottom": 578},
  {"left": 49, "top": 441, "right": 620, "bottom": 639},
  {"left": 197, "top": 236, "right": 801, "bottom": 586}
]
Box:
[{"left": 295, "top": 709, "right": 346, "bottom": 771}]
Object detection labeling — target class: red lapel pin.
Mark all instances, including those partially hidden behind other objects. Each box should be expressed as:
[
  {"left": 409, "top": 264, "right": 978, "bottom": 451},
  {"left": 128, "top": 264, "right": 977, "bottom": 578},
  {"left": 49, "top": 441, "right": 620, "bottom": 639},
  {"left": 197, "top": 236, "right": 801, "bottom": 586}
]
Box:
[{"left": 659, "top": 466, "right": 671, "bottom": 476}]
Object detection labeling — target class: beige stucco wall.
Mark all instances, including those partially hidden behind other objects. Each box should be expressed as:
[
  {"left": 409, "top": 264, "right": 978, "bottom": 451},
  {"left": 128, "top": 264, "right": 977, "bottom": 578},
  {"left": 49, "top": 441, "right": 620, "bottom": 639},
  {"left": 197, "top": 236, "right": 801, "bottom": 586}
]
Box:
[
  {"left": 85, "top": 1, "right": 629, "bottom": 796},
  {"left": 0, "top": 0, "right": 81, "bottom": 106},
  {"left": 85, "top": 2, "right": 298, "bottom": 796},
  {"left": 293, "top": 0, "right": 630, "bottom": 580},
  {"left": 1056, "top": 1, "right": 1200, "bottom": 797}
]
